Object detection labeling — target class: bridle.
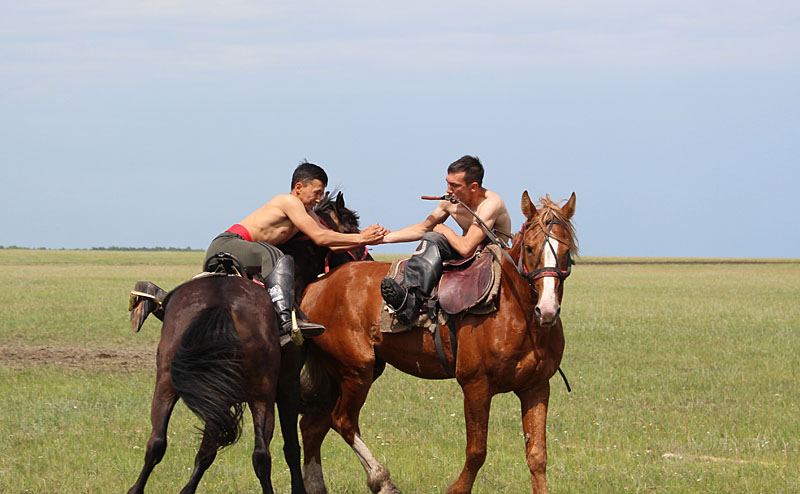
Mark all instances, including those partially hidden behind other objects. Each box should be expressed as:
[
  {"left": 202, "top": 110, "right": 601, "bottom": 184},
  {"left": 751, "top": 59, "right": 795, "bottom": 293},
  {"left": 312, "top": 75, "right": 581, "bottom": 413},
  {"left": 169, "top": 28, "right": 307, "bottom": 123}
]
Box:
[
  {"left": 419, "top": 193, "right": 572, "bottom": 292},
  {"left": 516, "top": 219, "right": 573, "bottom": 289},
  {"left": 316, "top": 212, "right": 369, "bottom": 273}
]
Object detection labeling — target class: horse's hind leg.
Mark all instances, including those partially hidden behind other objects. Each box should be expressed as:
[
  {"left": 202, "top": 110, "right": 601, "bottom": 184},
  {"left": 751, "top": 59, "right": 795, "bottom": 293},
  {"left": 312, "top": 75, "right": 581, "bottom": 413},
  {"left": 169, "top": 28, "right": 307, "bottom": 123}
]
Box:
[
  {"left": 179, "top": 430, "right": 218, "bottom": 494},
  {"left": 128, "top": 374, "right": 177, "bottom": 494},
  {"left": 277, "top": 386, "right": 305, "bottom": 494},
  {"left": 251, "top": 399, "right": 276, "bottom": 494},
  {"left": 516, "top": 382, "right": 551, "bottom": 494}
]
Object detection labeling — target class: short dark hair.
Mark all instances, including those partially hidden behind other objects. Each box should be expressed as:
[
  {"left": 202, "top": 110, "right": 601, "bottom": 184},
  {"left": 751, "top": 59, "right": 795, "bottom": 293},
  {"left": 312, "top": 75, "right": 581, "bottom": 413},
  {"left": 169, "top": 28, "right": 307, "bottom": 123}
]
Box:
[
  {"left": 291, "top": 161, "right": 328, "bottom": 189},
  {"left": 447, "top": 155, "right": 484, "bottom": 186}
]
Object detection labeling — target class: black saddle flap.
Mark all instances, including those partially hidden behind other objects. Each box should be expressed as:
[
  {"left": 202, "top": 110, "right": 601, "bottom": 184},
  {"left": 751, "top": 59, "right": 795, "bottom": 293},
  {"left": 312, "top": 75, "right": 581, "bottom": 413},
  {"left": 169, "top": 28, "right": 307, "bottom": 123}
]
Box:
[{"left": 204, "top": 251, "right": 249, "bottom": 277}]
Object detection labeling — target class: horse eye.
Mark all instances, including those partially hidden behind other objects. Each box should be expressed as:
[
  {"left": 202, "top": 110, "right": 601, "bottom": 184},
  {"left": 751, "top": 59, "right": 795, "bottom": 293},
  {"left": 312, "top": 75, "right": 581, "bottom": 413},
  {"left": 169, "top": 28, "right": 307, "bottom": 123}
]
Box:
[{"left": 525, "top": 246, "right": 533, "bottom": 254}]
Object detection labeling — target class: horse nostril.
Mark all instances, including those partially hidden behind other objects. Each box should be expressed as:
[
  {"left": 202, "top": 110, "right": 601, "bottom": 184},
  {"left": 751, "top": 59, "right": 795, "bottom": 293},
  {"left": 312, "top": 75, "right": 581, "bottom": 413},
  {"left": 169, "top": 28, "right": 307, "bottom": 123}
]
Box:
[{"left": 534, "top": 306, "right": 542, "bottom": 319}]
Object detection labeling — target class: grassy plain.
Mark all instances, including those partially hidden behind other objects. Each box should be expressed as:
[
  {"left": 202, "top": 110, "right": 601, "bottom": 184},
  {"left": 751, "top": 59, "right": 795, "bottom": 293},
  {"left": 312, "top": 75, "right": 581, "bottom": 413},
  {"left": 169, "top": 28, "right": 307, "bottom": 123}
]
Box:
[{"left": 0, "top": 249, "right": 798, "bottom": 493}]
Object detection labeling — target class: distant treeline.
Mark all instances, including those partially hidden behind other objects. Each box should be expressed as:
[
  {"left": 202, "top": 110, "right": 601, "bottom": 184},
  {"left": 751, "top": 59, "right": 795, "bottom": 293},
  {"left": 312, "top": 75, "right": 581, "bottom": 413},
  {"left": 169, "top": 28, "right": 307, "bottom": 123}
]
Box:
[{"left": 0, "top": 245, "right": 201, "bottom": 252}]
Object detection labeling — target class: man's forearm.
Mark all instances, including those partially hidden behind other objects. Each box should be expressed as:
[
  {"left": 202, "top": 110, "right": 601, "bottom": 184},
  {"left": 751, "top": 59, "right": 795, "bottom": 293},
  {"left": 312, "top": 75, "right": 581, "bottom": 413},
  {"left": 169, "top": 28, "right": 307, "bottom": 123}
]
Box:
[{"left": 381, "top": 223, "right": 430, "bottom": 244}]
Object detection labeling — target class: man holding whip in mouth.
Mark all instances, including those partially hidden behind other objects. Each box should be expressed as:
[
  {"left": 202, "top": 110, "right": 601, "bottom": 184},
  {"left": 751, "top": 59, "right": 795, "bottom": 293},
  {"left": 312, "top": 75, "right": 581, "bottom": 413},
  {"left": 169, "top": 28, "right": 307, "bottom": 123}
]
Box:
[{"left": 379, "top": 155, "right": 512, "bottom": 325}]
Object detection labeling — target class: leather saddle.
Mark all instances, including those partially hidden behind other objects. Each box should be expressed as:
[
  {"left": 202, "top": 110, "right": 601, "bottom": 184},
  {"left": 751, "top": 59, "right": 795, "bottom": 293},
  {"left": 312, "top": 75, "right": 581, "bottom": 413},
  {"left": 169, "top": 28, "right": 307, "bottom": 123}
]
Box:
[
  {"left": 202, "top": 251, "right": 256, "bottom": 278},
  {"left": 393, "top": 247, "right": 498, "bottom": 315}
]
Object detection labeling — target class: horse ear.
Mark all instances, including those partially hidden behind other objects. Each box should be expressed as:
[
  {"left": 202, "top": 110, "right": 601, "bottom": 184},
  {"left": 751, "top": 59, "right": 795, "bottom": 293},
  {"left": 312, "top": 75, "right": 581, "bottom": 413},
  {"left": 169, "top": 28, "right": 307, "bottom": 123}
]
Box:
[
  {"left": 561, "top": 192, "right": 576, "bottom": 219},
  {"left": 335, "top": 192, "right": 345, "bottom": 210},
  {"left": 521, "top": 191, "right": 536, "bottom": 220}
]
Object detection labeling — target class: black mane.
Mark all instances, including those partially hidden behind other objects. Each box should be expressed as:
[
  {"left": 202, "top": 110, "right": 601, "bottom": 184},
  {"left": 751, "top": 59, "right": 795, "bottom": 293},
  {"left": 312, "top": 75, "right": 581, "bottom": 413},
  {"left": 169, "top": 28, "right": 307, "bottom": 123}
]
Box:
[{"left": 315, "top": 191, "right": 362, "bottom": 234}]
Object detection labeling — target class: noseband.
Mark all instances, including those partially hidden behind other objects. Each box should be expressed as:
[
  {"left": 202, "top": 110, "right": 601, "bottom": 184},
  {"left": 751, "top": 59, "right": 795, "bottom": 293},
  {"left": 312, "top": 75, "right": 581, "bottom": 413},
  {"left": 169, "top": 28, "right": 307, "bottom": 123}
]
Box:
[{"left": 517, "top": 220, "right": 573, "bottom": 287}]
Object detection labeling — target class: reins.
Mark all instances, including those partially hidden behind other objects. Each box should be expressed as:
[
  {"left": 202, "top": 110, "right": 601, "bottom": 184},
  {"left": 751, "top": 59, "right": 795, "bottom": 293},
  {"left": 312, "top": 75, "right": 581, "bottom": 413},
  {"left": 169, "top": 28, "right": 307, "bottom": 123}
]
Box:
[
  {"left": 422, "top": 194, "right": 574, "bottom": 392},
  {"left": 422, "top": 194, "right": 573, "bottom": 290},
  {"left": 315, "top": 211, "right": 369, "bottom": 273}
]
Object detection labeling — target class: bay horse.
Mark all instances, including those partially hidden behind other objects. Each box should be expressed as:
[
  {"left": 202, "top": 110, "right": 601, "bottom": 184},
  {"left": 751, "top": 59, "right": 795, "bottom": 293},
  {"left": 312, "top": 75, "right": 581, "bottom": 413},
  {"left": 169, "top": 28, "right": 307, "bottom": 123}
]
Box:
[
  {"left": 128, "top": 191, "right": 368, "bottom": 494},
  {"left": 297, "top": 191, "right": 577, "bottom": 494},
  {"left": 128, "top": 275, "right": 282, "bottom": 494}
]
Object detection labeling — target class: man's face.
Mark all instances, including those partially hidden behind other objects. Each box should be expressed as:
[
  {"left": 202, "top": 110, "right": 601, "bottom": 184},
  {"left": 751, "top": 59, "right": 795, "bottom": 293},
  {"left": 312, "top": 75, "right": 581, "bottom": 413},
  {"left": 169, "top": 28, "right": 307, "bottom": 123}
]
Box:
[
  {"left": 446, "top": 171, "right": 472, "bottom": 201},
  {"left": 294, "top": 179, "right": 326, "bottom": 211}
]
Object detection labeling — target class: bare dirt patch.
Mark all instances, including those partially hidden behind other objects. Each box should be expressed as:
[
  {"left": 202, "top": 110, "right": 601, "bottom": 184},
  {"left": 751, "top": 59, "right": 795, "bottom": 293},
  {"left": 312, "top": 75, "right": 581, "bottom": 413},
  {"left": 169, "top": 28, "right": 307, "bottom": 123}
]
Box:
[{"left": 0, "top": 344, "right": 154, "bottom": 371}]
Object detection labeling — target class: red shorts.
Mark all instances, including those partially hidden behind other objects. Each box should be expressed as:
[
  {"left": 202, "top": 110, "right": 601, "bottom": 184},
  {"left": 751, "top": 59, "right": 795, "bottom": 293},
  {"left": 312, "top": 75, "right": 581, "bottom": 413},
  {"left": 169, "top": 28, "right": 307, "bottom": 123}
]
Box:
[{"left": 226, "top": 224, "right": 253, "bottom": 242}]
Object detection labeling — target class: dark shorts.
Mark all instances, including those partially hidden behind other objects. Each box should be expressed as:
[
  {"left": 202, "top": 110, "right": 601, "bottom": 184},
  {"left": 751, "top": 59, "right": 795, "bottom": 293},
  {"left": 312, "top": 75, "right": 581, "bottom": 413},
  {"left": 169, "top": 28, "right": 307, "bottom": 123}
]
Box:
[
  {"left": 419, "top": 231, "right": 459, "bottom": 261},
  {"left": 204, "top": 231, "right": 283, "bottom": 278}
]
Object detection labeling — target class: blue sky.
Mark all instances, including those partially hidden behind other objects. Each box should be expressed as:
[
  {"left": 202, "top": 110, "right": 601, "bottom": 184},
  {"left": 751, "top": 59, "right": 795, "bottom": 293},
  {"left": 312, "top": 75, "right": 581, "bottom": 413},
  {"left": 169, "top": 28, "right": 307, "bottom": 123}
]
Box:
[{"left": 2, "top": 1, "right": 798, "bottom": 257}]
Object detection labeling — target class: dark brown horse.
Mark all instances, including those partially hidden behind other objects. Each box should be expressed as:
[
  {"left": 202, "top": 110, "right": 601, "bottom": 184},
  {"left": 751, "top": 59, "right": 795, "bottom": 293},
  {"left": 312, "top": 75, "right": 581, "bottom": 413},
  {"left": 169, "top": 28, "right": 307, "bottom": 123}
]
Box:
[
  {"left": 128, "top": 275, "right": 282, "bottom": 494},
  {"left": 297, "top": 192, "right": 577, "bottom": 494},
  {"left": 128, "top": 191, "right": 367, "bottom": 494}
]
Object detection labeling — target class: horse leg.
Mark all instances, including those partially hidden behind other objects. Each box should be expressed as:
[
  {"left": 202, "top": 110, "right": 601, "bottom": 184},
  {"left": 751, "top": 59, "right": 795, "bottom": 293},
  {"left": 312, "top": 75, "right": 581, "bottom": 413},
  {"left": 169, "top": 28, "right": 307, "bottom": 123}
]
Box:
[
  {"left": 251, "top": 399, "right": 276, "bottom": 494},
  {"left": 332, "top": 377, "right": 399, "bottom": 494},
  {"left": 179, "top": 429, "right": 218, "bottom": 494},
  {"left": 277, "top": 347, "right": 307, "bottom": 494},
  {"left": 515, "top": 382, "right": 551, "bottom": 494},
  {"left": 128, "top": 374, "right": 177, "bottom": 494},
  {"left": 300, "top": 408, "right": 333, "bottom": 494},
  {"left": 447, "top": 380, "right": 492, "bottom": 494}
]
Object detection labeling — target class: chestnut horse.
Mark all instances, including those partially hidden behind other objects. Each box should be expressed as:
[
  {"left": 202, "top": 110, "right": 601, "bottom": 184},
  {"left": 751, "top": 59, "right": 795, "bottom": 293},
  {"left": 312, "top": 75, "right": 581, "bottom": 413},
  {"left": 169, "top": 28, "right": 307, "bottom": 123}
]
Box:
[
  {"left": 298, "top": 192, "right": 577, "bottom": 494},
  {"left": 128, "top": 191, "right": 367, "bottom": 494}
]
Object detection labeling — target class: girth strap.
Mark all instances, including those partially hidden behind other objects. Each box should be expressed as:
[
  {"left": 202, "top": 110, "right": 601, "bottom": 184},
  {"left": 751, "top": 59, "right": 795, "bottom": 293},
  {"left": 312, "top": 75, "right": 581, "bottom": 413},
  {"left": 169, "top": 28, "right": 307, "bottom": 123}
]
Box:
[{"left": 431, "top": 305, "right": 458, "bottom": 378}]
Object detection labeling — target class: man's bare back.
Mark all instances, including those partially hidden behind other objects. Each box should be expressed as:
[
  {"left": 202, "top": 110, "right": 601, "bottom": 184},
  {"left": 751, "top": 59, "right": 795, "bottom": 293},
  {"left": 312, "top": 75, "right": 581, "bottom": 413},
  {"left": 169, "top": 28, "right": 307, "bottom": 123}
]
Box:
[
  {"left": 239, "top": 194, "right": 318, "bottom": 245},
  {"left": 238, "top": 179, "right": 385, "bottom": 250}
]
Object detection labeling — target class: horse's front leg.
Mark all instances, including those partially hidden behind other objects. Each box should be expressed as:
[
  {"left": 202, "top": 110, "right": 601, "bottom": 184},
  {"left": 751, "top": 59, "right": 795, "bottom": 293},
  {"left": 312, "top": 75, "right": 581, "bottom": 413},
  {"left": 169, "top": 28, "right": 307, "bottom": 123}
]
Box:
[
  {"left": 447, "top": 379, "right": 492, "bottom": 494},
  {"left": 332, "top": 375, "right": 399, "bottom": 494},
  {"left": 251, "top": 399, "right": 276, "bottom": 494},
  {"left": 300, "top": 408, "right": 332, "bottom": 494},
  {"left": 180, "top": 429, "right": 218, "bottom": 494},
  {"left": 128, "top": 372, "right": 177, "bottom": 494},
  {"left": 515, "top": 382, "right": 551, "bottom": 494}
]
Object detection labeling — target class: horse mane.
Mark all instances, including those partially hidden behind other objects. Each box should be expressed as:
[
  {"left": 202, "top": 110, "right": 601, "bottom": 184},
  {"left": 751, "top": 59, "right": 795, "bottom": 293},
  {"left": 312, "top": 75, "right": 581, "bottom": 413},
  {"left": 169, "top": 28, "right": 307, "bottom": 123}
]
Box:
[
  {"left": 527, "top": 195, "right": 579, "bottom": 257},
  {"left": 315, "top": 190, "right": 362, "bottom": 234}
]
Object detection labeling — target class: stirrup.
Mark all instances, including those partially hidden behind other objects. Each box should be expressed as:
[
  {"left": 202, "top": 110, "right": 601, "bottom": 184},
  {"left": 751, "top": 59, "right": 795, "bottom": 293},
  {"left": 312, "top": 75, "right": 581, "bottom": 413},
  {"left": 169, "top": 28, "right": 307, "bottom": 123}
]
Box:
[{"left": 281, "top": 310, "right": 325, "bottom": 346}]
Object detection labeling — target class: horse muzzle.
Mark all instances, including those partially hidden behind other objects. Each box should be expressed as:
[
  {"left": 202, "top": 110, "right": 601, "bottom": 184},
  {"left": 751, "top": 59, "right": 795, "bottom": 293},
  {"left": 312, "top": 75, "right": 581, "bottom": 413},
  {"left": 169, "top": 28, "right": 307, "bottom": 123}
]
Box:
[{"left": 534, "top": 303, "right": 561, "bottom": 327}]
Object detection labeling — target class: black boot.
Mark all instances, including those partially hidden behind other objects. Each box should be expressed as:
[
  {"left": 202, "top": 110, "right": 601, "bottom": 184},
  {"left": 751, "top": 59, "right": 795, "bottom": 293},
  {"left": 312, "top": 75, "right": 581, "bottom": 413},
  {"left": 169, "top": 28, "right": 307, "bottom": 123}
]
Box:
[
  {"left": 380, "top": 234, "right": 444, "bottom": 325},
  {"left": 265, "top": 255, "right": 325, "bottom": 345},
  {"left": 380, "top": 278, "right": 422, "bottom": 326}
]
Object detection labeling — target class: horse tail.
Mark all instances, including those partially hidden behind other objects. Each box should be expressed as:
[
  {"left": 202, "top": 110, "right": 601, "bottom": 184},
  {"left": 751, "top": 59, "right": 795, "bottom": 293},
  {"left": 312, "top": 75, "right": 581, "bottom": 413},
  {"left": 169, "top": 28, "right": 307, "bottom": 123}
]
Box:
[
  {"left": 299, "top": 349, "right": 339, "bottom": 413},
  {"left": 170, "top": 306, "right": 245, "bottom": 449}
]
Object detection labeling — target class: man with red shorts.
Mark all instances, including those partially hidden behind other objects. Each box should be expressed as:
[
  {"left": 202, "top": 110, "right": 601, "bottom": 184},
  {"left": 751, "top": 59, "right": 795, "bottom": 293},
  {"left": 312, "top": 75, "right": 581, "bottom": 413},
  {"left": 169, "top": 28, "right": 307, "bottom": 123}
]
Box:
[{"left": 205, "top": 162, "right": 386, "bottom": 343}]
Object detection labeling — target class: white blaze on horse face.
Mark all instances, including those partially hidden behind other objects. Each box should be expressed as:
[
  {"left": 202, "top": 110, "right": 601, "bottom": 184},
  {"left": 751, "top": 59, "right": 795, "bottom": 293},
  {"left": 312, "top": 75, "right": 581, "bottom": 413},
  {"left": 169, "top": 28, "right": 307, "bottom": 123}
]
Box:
[{"left": 537, "top": 236, "right": 560, "bottom": 320}]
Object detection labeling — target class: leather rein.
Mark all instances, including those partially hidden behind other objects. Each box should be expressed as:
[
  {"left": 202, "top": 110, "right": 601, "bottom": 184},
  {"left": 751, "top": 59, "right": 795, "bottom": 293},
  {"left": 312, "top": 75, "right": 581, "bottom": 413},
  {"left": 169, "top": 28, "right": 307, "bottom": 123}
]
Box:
[
  {"left": 422, "top": 194, "right": 573, "bottom": 291},
  {"left": 316, "top": 214, "right": 369, "bottom": 273},
  {"left": 421, "top": 194, "right": 574, "bottom": 392}
]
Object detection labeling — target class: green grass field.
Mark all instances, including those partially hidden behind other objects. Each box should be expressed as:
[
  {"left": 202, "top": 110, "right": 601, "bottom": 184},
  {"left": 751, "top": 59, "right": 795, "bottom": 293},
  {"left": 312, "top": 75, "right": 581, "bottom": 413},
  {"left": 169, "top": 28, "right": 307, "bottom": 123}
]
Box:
[{"left": 1, "top": 249, "right": 798, "bottom": 493}]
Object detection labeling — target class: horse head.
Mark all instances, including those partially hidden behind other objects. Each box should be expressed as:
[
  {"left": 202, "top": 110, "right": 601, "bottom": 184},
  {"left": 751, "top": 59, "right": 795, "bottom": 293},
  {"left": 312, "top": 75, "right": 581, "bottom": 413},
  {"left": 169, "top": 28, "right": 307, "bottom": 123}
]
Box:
[
  {"left": 278, "top": 191, "right": 369, "bottom": 297},
  {"left": 516, "top": 191, "right": 577, "bottom": 326},
  {"left": 315, "top": 191, "right": 373, "bottom": 264}
]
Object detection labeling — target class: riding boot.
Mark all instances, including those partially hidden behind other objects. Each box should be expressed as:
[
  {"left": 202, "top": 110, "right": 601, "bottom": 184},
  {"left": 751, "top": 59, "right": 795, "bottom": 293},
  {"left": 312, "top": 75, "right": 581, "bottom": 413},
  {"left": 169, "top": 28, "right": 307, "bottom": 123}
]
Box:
[
  {"left": 381, "top": 234, "right": 444, "bottom": 325},
  {"left": 265, "top": 255, "right": 325, "bottom": 345}
]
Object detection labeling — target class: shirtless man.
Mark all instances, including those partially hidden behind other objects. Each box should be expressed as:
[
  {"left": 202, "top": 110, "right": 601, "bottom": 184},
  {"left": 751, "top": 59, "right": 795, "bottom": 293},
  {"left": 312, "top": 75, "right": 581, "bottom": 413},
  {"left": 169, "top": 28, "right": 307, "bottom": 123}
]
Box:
[
  {"left": 380, "top": 155, "right": 512, "bottom": 325},
  {"left": 204, "top": 162, "right": 386, "bottom": 343}
]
